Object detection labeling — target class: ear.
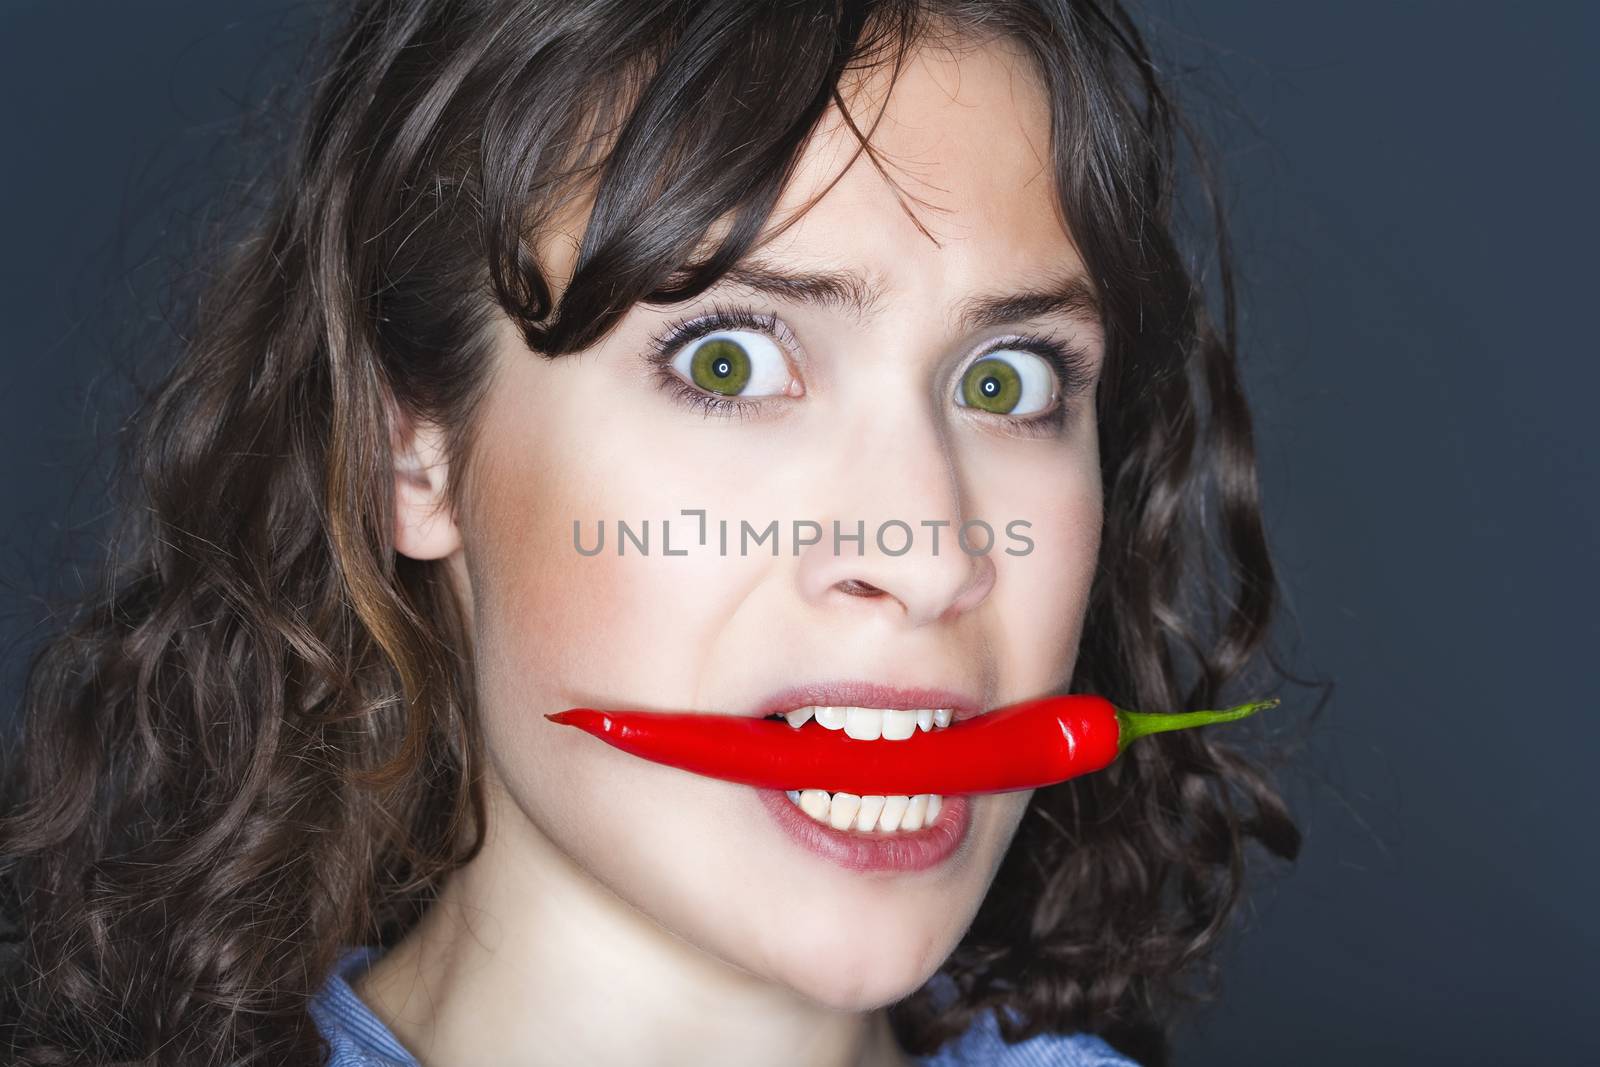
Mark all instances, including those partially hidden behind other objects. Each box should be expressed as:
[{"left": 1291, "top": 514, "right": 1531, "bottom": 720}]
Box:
[{"left": 387, "top": 393, "right": 462, "bottom": 561}]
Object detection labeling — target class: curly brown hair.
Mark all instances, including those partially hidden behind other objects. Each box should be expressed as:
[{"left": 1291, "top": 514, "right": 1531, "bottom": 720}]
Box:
[{"left": 1, "top": 2, "right": 1310, "bottom": 1064}]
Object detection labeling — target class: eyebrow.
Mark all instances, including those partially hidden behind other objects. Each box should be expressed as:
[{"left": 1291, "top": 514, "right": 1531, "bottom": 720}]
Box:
[{"left": 716, "top": 255, "right": 1104, "bottom": 338}]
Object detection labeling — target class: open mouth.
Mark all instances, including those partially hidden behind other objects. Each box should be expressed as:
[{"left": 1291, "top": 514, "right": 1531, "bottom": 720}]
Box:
[
  {"left": 548, "top": 691, "right": 1277, "bottom": 872},
  {"left": 762, "top": 704, "right": 956, "bottom": 832}
]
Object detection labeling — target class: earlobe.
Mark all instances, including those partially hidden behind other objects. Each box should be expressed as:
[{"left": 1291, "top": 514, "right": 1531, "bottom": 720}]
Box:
[{"left": 388, "top": 396, "right": 462, "bottom": 561}]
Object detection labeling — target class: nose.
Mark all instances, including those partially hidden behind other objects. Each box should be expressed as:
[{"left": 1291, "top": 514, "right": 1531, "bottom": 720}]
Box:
[{"left": 795, "top": 409, "right": 996, "bottom": 629}]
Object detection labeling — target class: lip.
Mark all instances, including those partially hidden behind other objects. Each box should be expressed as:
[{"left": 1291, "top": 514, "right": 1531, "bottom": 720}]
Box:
[
  {"left": 752, "top": 680, "right": 985, "bottom": 724},
  {"left": 755, "top": 786, "right": 973, "bottom": 873}
]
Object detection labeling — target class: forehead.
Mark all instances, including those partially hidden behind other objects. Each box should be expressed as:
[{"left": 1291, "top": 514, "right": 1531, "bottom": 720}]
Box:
[
  {"left": 755, "top": 33, "right": 1083, "bottom": 295},
  {"left": 530, "top": 32, "right": 1089, "bottom": 327}
]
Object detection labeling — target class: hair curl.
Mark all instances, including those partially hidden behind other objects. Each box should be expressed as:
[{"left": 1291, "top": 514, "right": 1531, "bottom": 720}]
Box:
[{"left": 1, "top": 2, "right": 1310, "bottom": 1064}]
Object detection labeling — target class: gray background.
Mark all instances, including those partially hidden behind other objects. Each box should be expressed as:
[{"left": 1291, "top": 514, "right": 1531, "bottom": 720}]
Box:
[{"left": 2, "top": 2, "right": 1594, "bottom": 1063}]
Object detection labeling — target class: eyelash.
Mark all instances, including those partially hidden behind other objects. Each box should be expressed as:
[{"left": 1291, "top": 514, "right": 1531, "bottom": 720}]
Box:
[
  {"left": 643, "top": 303, "right": 792, "bottom": 423},
  {"left": 643, "top": 303, "right": 1096, "bottom": 434}
]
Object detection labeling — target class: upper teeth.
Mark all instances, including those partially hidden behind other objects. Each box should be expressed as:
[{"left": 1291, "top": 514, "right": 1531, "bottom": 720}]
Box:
[{"left": 779, "top": 705, "right": 954, "bottom": 739}]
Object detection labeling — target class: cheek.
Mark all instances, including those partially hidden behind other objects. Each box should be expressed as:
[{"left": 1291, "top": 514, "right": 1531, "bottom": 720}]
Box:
[
  {"left": 1011, "top": 476, "right": 1101, "bottom": 658},
  {"left": 465, "top": 471, "right": 683, "bottom": 781},
  {"left": 965, "top": 434, "right": 1104, "bottom": 697},
  {"left": 462, "top": 379, "right": 725, "bottom": 707},
  {"left": 454, "top": 368, "right": 770, "bottom": 852},
  {"left": 457, "top": 397, "right": 759, "bottom": 919}
]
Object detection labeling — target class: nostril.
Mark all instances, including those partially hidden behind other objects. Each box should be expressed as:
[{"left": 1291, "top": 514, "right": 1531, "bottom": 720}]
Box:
[{"left": 837, "top": 578, "right": 886, "bottom": 598}]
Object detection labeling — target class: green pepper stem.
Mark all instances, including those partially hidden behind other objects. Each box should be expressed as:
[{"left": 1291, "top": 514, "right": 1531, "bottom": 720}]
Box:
[{"left": 1115, "top": 697, "right": 1281, "bottom": 754}]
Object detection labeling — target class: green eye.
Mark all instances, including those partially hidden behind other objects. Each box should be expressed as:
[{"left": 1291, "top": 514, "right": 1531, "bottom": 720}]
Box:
[
  {"left": 956, "top": 350, "right": 1054, "bottom": 416},
  {"left": 961, "top": 356, "right": 1021, "bottom": 413},
  {"left": 688, "top": 337, "right": 752, "bottom": 396},
  {"left": 666, "top": 329, "right": 794, "bottom": 400}
]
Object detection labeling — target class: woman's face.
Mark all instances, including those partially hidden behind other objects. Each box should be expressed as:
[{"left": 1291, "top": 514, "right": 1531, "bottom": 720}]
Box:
[{"left": 414, "top": 36, "right": 1104, "bottom": 1011}]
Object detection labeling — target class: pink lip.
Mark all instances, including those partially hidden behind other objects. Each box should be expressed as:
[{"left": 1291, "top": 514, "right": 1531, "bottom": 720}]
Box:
[
  {"left": 752, "top": 680, "right": 985, "bottom": 724},
  {"left": 755, "top": 787, "right": 973, "bottom": 872}
]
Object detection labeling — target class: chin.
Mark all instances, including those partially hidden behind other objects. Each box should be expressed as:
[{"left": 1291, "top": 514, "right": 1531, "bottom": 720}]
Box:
[{"left": 750, "top": 903, "right": 960, "bottom": 1012}]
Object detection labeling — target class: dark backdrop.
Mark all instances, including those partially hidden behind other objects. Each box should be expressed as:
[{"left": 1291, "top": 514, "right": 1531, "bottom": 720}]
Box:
[{"left": 2, "top": 2, "right": 1594, "bottom": 1063}]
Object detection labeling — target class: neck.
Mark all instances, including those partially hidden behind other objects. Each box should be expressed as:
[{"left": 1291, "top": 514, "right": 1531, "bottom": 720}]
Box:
[{"left": 355, "top": 778, "right": 910, "bottom": 1067}]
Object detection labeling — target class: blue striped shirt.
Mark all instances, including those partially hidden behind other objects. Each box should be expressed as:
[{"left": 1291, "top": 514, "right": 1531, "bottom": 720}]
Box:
[{"left": 310, "top": 945, "right": 1142, "bottom": 1066}]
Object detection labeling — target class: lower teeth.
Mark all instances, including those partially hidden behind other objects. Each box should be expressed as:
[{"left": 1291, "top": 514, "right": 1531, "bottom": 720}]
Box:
[{"left": 785, "top": 789, "right": 944, "bottom": 832}]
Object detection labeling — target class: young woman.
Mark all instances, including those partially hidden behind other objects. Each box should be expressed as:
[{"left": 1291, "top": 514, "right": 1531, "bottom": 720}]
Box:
[{"left": 0, "top": 1, "right": 1304, "bottom": 1064}]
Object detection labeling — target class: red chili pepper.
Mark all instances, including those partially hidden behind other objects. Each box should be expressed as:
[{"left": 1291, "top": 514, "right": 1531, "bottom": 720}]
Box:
[{"left": 544, "top": 694, "right": 1278, "bottom": 795}]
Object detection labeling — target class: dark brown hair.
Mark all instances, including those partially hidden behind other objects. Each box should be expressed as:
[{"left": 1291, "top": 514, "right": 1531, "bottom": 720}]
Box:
[{"left": 1, "top": 2, "right": 1307, "bottom": 1064}]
